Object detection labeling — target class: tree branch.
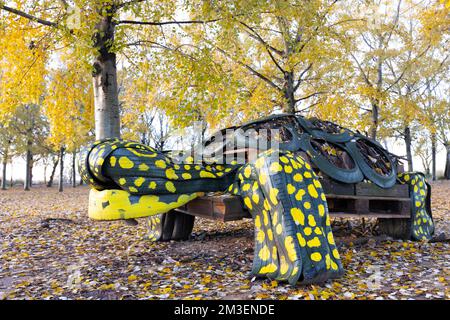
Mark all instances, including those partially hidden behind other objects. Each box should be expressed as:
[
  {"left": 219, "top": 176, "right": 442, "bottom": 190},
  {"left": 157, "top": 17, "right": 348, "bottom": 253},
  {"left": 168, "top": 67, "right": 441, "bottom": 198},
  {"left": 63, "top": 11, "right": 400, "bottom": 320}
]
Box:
[
  {"left": 116, "top": 18, "right": 221, "bottom": 26},
  {"left": 0, "top": 4, "right": 58, "bottom": 27}
]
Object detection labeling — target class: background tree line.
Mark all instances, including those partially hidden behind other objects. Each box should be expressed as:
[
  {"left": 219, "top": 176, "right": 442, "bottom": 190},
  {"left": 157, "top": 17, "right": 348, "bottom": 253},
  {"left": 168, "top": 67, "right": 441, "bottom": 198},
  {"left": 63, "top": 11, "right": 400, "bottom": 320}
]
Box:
[{"left": 0, "top": 0, "right": 449, "bottom": 191}]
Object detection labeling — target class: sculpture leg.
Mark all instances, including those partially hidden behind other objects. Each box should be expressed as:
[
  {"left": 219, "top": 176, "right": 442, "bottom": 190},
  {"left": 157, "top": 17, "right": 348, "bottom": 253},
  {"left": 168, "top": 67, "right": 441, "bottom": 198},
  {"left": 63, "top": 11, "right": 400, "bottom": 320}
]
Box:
[
  {"left": 398, "top": 172, "right": 434, "bottom": 240},
  {"left": 233, "top": 150, "right": 344, "bottom": 284}
]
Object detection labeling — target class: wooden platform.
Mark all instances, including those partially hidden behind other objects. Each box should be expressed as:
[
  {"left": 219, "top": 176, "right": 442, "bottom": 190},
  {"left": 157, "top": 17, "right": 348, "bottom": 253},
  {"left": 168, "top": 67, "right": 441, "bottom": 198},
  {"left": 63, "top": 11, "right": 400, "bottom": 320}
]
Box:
[{"left": 174, "top": 180, "right": 411, "bottom": 221}]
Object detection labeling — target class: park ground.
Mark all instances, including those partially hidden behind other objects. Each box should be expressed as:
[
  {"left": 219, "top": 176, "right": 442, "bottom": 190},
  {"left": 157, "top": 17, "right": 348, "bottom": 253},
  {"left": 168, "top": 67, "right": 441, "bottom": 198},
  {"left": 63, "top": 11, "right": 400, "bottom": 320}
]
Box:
[{"left": 0, "top": 181, "right": 449, "bottom": 300}]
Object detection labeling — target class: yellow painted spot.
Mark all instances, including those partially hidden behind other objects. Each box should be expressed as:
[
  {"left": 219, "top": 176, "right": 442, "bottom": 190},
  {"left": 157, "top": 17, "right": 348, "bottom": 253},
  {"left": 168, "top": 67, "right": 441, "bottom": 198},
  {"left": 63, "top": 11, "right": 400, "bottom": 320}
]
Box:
[
  {"left": 327, "top": 232, "right": 335, "bottom": 245},
  {"left": 314, "top": 227, "right": 322, "bottom": 235},
  {"left": 267, "top": 229, "right": 273, "bottom": 241},
  {"left": 184, "top": 165, "right": 191, "bottom": 170},
  {"left": 244, "top": 197, "right": 253, "bottom": 210},
  {"left": 109, "top": 156, "right": 117, "bottom": 167},
  {"left": 182, "top": 173, "right": 192, "bottom": 179},
  {"left": 296, "top": 233, "right": 306, "bottom": 247},
  {"left": 200, "top": 171, "right": 216, "bottom": 178},
  {"left": 284, "top": 236, "right": 297, "bottom": 262},
  {"left": 308, "top": 215, "right": 317, "bottom": 227},
  {"left": 259, "top": 245, "right": 270, "bottom": 261},
  {"left": 256, "top": 230, "right": 265, "bottom": 243},
  {"left": 165, "top": 181, "right": 176, "bottom": 193},
  {"left": 252, "top": 193, "right": 260, "bottom": 204},
  {"left": 325, "top": 254, "right": 331, "bottom": 269},
  {"left": 287, "top": 184, "right": 296, "bottom": 194},
  {"left": 272, "top": 246, "right": 277, "bottom": 259},
  {"left": 280, "top": 156, "right": 289, "bottom": 164},
  {"left": 295, "top": 189, "right": 306, "bottom": 201},
  {"left": 255, "top": 157, "right": 265, "bottom": 169},
  {"left": 308, "top": 184, "right": 318, "bottom": 198},
  {"left": 332, "top": 248, "right": 340, "bottom": 259},
  {"left": 272, "top": 211, "right": 278, "bottom": 225},
  {"left": 264, "top": 199, "right": 271, "bottom": 211},
  {"left": 163, "top": 166, "right": 178, "bottom": 180},
  {"left": 118, "top": 178, "right": 126, "bottom": 185},
  {"left": 304, "top": 171, "right": 312, "bottom": 179},
  {"left": 318, "top": 204, "right": 325, "bottom": 216},
  {"left": 290, "top": 208, "right": 305, "bottom": 225},
  {"left": 321, "top": 193, "right": 326, "bottom": 201},
  {"left": 307, "top": 237, "right": 321, "bottom": 248},
  {"left": 304, "top": 227, "right": 312, "bottom": 236},
  {"left": 415, "top": 201, "right": 421, "bottom": 207},
  {"left": 155, "top": 159, "right": 167, "bottom": 169},
  {"left": 255, "top": 215, "right": 261, "bottom": 228},
  {"left": 134, "top": 177, "right": 145, "bottom": 187},
  {"left": 313, "top": 179, "right": 321, "bottom": 188},
  {"left": 259, "top": 173, "right": 267, "bottom": 185},
  {"left": 403, "top": 174, "right": 410, "bottom": 181},
  {"left": 263, "top": 210, "right": 269, "bottom": 226},
  {"left": 252, "top": 182, "right": 259, "bottom": 191},
  {"left": 149, "top": 181, "right": 157, "bottom": 189},
  {"left": 244, "top": 166, "right": 252, "bottom": 178},
  {"left": 280, "top": 256, "right": 288, "bottom": 275},
  {"left": 129, "top": 186, "right": 138, "bottom": 193},
  {"left": 284, "top": 165, "right": 293, "bottom": 174},
  {"left": 259, "top": 263, "right": 277, "bottom": 274},
  {"left": 276, "top": 224, "right": 283, "bottom": 235},
  {"left": 119, "top": 157, "right": 134, "bottom": 169},
  {"left": 304, "top": 202, "right": 311, "bottom": 209},
  {"left": 269, "top": 188, "right": 279, "bottom": 205},
  {"left": 293, "top": 173, "right": 303, "bottom": 182},
  {"left": 325, "top": 215, "right": 331, "bottom": 226},
  {"left": 242, "top": 183, "right": 251, "bottom": 192},
  {"left": 138, "top": 163, "right": 149, "bottom": 171},
  {"left": 331, "top": 260, "right": 338, "bottom": 270},
  {"left": 311, "top": 252, "right": 322, "bottom": 262}
]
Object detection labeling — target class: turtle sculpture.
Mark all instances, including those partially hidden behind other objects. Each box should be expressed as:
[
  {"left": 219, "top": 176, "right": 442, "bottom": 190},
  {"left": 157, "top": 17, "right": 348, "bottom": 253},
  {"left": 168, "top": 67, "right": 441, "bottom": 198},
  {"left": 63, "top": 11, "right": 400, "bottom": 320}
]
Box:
[{"left": 79, "top": 114, "right": 434, "bottom": 285}]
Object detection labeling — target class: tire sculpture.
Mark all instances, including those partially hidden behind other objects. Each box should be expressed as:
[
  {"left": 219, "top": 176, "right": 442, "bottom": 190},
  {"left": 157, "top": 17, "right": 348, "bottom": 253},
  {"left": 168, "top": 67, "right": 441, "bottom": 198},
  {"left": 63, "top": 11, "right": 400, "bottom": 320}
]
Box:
[{"left": 79, "top": 114, "right": 434, "bottom": 285}]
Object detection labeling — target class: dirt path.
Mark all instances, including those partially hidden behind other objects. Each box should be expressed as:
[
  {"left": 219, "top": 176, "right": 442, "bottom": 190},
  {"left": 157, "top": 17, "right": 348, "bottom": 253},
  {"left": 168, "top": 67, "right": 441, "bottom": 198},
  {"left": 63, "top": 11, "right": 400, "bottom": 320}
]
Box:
[{"left": 0, "top": 182, "right": 448, "bottom": 300}]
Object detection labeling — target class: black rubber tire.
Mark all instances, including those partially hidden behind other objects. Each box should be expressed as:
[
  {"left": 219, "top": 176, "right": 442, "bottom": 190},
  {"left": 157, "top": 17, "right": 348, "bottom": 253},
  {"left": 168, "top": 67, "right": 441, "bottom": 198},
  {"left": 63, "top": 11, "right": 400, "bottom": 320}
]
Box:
[
  {"left": 160, "top": 211, "right": 176, "bottom": 241},
  {"left": 236, "top": 114, "right": 303, "bottom": 152},
  {"left": 378, "top": 218, "right": 412, "bottom": 240},
  {"left": 310, "top": 129, "right": 353, "bottom": 143},
  {"left": 298, "top": 134, "right": 364, "bottom": 184},
  {"left": 345, "top": 137, "right": 397, "bottom": 189},
  {"left": 171, "top": 212, "right": 195, "bottom": 240}
]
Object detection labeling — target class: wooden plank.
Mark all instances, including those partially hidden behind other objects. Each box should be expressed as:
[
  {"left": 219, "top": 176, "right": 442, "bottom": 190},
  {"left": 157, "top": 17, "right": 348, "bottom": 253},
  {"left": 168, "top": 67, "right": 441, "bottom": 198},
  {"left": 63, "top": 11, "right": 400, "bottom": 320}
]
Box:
[
  {"left": 320, "top": 179, "right": 355, "bottom": 195},
  {"left": 330, "top": 212, "right": 410, "bottom": 219},
  {"left": 355, "top": 182, "right": 409, "bottom": 198},
  {"left": 179, "top": 192, "right": 412, "bottom": 221},
  {"left": 326, "top": 194, "right": 410, "bottom": 201}
]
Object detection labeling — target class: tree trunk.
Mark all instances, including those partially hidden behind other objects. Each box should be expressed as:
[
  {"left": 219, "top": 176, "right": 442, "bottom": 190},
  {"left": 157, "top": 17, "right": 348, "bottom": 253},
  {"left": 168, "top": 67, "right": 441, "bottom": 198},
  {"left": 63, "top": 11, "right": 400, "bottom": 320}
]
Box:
[
  {"left": 283, "top": 71, "right": 296, "bottom": 114},
  {"left": 9, "top": 161, "right": 13, "bottom": 188},
  {"left": 24, "top": 141, "right": 32, "bottom": 191},
  {"left": 431, "top": 133, "right": 437, "bottom": 181},
  {"left": 59, "top": 147, "right": 65, "bottom": 192},
  {"left": 404, "top": 126, "right": 413, "bottom": 172},
  {"left": 47, "top": 156, "right": 59, "bottom": 187},
  {"left": 370, "top": 101, "right": 379, "bottom": 140},
  {"left": 72, "top": 151, "right": 76, "bottom": 188},
  {"left": 444, "top": 143, "right": 450, "bottom": 180},
  {"left": 93, "top": 12, "right": 121, "bottom": 140},
  {"left": 1, "top": 159, "right": 6, "bottom": 190},
  {"left": 43, "top": 164, "right": 47, "bottom": 185}
]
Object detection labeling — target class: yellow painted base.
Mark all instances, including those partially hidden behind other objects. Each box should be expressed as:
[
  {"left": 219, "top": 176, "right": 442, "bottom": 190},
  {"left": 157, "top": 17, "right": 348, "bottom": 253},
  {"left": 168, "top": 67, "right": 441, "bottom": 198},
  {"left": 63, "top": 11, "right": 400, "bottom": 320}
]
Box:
[{"left": 88, "top": 189, "right": 200, "bottom": 220}]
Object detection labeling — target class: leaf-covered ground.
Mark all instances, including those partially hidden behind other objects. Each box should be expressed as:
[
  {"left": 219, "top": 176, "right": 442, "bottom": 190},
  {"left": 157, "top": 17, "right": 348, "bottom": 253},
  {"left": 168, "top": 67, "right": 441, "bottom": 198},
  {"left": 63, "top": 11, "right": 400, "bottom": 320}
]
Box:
[{"left": 0, "top": 181, "right": 449, "bottom": 300}]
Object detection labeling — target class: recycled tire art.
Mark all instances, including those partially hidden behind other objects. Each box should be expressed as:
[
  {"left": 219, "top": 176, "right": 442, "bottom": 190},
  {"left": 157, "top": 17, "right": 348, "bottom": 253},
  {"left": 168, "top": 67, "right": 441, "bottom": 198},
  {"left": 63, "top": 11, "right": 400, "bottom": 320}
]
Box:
[{"left": 79, "top": 114, "right": 434, "bottom": 284}]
